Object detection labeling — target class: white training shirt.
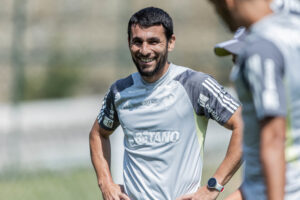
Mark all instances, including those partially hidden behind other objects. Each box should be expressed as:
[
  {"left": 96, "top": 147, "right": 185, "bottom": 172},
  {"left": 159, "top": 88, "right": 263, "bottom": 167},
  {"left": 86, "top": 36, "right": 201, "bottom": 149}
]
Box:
[{"left": 98, "top": 63, "right": 240, "bottom": 200}]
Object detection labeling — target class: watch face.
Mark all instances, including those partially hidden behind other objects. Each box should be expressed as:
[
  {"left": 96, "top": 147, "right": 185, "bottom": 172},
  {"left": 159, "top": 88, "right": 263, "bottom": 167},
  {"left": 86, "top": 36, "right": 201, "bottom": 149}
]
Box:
[{"left": 208, "top": 178, "right": 217, "bottom": 188}]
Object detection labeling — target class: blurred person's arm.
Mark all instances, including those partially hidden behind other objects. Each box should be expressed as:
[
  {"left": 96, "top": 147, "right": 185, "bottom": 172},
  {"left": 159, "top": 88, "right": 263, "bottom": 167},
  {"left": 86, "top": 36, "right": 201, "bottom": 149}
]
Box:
[
  {"left": 260, "top": 117, "right": 285, "bottom": 200},
  {"left": 177, "top": 107, "right": 243, "bottom": 200},
  {"left": 224, "top": 188, "right": 243, "bottom": 200},
  {"left": 89, "top": 120, "right": 129, "bottom": 200}
]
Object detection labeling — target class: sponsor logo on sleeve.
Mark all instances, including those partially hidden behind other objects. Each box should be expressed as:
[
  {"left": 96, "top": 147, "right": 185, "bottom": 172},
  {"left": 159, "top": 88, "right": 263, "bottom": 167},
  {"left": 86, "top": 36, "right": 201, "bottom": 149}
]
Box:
[
  {"left": 198, "top": 94, "right": 209, "bottom": 107},
  {"left": 103, "top": 116, "right": 114, "bottom": 129},
  {"left": 198, "top": 93, "right": 222, "bottom": 122}
]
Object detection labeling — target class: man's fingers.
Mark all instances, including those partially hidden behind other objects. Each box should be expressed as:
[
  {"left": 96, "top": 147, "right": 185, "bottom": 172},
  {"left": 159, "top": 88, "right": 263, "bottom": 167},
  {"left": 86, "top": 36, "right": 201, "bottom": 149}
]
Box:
[
  {"left": 102, "top": 189, "right": 129, "bottom": 200},
  {"left": 118, "top": 184, "right": 125, "bottom": 193},
  {"left": 176, "top": 194, "right": 192, "bottom": 200},
  {"left": 119, "top": 193, "right": 130, "bottom": 200}
]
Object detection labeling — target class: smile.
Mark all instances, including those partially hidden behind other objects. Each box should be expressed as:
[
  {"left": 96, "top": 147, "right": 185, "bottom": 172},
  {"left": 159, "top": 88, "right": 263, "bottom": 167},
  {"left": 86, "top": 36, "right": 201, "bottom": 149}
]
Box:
[{"left": 139, "top": 57, "right": 155, "bottom": 63}]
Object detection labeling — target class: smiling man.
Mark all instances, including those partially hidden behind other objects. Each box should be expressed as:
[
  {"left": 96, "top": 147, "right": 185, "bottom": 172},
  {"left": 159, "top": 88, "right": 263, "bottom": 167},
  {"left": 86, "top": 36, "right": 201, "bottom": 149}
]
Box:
[{"left": 89, "top": 7, "right": 243, "bottom": 200}]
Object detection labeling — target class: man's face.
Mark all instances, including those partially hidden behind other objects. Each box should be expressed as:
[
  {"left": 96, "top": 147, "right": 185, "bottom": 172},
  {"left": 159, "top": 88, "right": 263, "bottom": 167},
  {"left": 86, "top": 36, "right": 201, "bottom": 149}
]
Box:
[
  {"left": 129, "top": 24, "right": 174, "bottom": 77},
  {"left": 210, "top": 0, "right": 242, "bottom": 32}
]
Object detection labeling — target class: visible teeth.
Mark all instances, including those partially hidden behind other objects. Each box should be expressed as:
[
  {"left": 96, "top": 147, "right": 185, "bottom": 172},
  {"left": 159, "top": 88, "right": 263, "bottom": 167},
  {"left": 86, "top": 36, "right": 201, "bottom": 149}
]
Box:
[{"left": 140, "top": 58, "right": 154, "bottom": 63}]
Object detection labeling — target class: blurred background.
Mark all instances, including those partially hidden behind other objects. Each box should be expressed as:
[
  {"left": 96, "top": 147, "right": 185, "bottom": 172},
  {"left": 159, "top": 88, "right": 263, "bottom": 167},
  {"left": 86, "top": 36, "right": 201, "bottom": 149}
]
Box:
[{"left": 0, "top": 0, "right": 241, "bottom": 199}]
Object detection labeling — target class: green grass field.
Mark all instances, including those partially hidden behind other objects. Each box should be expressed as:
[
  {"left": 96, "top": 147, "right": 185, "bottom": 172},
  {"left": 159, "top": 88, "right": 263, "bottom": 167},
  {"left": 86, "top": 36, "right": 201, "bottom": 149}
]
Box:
[
  {"left": 0, "top": 168, "right": 102, "bottom": 200},
  {"left": 0, "top": 166, "right": 241, "bottom": 200}
]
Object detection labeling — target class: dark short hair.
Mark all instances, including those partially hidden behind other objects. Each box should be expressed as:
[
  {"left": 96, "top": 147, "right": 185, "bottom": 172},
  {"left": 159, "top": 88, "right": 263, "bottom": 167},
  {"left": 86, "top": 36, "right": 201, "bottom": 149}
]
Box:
[{"left": 127, "top": 7, "right": 174, "bottom": 41}]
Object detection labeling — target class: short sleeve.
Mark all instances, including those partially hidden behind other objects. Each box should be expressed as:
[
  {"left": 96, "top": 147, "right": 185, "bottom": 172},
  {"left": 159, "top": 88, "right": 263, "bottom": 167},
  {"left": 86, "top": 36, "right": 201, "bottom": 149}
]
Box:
[
  {"left": 174, "top": 70, "right": 240, "bottom": 125},
  {"left": 242, "top": 39, "right": 286, "bottom": 120},
  {"left": 97, "top": 88, "right": 120, "bottom": 131},
  {"left": 199, "top": 76, "right": 241, "bottom": 124}
]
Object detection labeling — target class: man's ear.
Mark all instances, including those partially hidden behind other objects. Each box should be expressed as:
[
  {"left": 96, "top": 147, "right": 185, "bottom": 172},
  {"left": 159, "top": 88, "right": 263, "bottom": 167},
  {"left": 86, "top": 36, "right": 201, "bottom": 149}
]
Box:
[
  {"left": 168, "top": 34, "right": 176, "bottom": 52},
  {"left": 128, "top": 36, "right": 131, "bottom": 47}
]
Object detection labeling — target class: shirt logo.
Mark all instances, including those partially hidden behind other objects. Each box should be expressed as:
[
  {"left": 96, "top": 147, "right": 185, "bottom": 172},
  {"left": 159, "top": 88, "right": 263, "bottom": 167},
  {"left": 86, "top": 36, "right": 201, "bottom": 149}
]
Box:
[
  {"left": 198, "top": 94, "right": 222, "bottom": 122},
  {"left": 198, "top": 94, "right": 209, "bottom": 107},
  {"left": 121, "top": 94, "right": 175, "bottom": 110},
  {"left": 128, "top": 131, "right": 180, "bottom": 147},
  {"left": 103, "top": 116, "right": 114, "bottom": 128}
]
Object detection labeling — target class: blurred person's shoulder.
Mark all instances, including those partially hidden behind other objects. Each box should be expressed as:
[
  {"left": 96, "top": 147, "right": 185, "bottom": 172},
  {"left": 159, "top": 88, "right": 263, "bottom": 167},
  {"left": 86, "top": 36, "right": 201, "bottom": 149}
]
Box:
[
  {"left": 245, "top": 36, "right": 279, "bottom": 56},
  {"left": 239, "top": 34, "right": 284, "bottom": 71}
]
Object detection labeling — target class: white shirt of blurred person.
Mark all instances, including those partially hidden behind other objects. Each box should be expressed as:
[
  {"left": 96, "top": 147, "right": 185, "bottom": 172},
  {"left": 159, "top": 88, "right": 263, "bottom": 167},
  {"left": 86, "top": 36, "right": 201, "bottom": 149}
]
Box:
[
  {"left": 89, "top": 6, "right": 243, "bottom": 200},
  {"left": 208, "top": 0, "right": 300, "bottom": 200},
  {"left": 271, "top": 0, "right": 300, "bottom": 14}
]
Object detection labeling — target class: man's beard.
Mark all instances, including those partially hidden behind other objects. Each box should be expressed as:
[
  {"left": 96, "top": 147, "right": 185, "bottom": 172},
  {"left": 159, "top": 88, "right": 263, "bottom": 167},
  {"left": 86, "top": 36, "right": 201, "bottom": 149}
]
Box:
[{"left": 132, "top": 47, "right": 168, "bottom": 77}]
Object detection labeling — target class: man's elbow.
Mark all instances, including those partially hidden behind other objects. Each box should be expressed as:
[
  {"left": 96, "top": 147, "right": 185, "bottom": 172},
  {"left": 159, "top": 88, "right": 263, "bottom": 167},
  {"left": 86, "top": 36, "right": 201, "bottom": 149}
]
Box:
[
  {"left": 89, "top": 130, "right": 99, "bottom": 147},
  {"left": 260, "top": 117, "right": 286, "bottom": 146},
  {"left": 225, "top": 106, "right": 243, "bottom": 131},
  {"left": 233, "top": 107, "right": 243, "bottom": 130},
  {"left": 89, "top": 120, "right": 111, "bottom": 140}
]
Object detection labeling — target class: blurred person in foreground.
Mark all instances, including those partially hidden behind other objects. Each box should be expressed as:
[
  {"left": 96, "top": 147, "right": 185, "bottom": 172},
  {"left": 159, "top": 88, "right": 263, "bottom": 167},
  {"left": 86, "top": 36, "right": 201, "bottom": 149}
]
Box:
[
  {"left": 213, "top": 0, "right": 300, "bottom": 62},
  {"left": 208, "top": 0, "right": 300, "bottom": 199},
  {"left": 89, "top": 6, "right": 243, "bottom": 200}
]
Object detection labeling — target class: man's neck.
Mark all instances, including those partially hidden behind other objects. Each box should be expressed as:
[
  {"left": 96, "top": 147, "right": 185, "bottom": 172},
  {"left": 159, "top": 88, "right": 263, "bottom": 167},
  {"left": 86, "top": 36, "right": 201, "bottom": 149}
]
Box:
[
  {"left": 244, "top": 1, "right": 273, "bottom": 28},
  {"left": 142, "top": 62, "right": 170, "bottom": 83}
]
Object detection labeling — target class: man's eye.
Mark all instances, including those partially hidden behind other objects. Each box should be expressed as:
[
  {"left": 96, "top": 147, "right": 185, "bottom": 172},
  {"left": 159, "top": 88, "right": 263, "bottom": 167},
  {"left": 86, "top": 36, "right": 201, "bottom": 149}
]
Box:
[
  {"left": 132, "top": 40, "right": 142, "bottom": 46},
  {"left": 149, "top": 40, "right": 159, "bottom": 45}
]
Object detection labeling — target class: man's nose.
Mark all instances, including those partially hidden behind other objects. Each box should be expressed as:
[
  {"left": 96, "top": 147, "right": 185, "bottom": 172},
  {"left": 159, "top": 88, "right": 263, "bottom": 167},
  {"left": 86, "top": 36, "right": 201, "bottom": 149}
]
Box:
[{"left": 140, "top": 42, "right": 151, "bottom": 56}]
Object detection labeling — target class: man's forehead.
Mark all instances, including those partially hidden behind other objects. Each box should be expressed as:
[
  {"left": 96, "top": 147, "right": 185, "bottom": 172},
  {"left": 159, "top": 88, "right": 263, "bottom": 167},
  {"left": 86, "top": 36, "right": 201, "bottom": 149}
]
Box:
[{"left": 130, "top": 24, "right": 166, "bottom": 38}]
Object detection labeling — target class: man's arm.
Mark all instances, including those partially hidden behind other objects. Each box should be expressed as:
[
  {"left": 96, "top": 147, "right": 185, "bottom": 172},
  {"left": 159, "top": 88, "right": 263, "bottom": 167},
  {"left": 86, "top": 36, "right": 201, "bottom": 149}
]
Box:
[
  {"left": 207, "top": 106, "right": 243, "bottom": 197},
  {"left": 177, "top": 106, "right": 243, "bottom": 200},
  {"left": 213, "top": 106, "right": 243, "bottom": 185},
  {"left": 224, "top": 188, "right": 243, "bottom": 200},
  {"left": 260, "top": 117, "right": 285, "bottom": 200},
  {"left": 89, "top": 119, "right": 129, "bottom": 200}
]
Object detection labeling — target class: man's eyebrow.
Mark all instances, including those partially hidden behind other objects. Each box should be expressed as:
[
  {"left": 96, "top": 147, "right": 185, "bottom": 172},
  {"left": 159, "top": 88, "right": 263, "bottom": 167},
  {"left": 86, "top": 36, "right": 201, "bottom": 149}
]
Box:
[
  {"left": 131, "top": 37, "right": 142, "bottom": 42},
  {"left": 131, "top": 36, "right": 161, "bottom": 42},
  {"left": 147, "top": 37, "right": 160, "bottom": 42}
]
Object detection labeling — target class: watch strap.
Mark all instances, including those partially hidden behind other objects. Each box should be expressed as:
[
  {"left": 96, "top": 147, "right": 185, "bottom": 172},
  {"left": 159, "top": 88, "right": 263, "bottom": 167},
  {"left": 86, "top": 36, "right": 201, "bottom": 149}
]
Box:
[{"left": 215, "top": 182, "right": 224, "bottom": 192}]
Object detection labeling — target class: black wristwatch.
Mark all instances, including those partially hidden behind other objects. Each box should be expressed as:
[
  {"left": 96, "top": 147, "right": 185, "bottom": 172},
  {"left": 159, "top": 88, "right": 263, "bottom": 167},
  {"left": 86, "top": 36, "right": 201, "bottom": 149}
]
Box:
[{"left": 207, "top": 177, "right": 224, "bottom": 192}]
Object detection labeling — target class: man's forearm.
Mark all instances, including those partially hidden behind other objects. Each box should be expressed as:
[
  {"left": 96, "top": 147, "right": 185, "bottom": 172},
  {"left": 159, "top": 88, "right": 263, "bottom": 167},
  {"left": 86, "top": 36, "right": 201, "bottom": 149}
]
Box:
[
  {"left": 89, "top": 121, "right": 130, "bottom": 200},
  {"left": 214, "top": 107, "right": 243, "bottom": 185},
  {"left": 213, "top": 126, "right": 242, "bottom": 185},
  {"left": 260, "top": 117, "right": 286, "bottom": 200}
]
